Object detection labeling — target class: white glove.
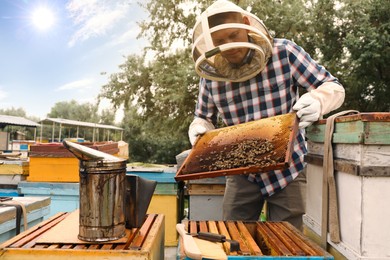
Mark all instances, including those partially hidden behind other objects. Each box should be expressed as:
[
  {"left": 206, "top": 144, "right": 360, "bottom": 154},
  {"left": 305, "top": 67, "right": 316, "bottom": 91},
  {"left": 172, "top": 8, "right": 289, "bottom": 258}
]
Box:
[
  {"left": 309, "top": 82, "right": 345, "bottom": 115},
  {"left": 188, "top": 117, "right": 215, "bottom": 146},
  {"left": 293, "top": 82, "right": 345, "bottom": 129},
  {"left": 293, "top": 92, "right": 321, "bottom": 129}
]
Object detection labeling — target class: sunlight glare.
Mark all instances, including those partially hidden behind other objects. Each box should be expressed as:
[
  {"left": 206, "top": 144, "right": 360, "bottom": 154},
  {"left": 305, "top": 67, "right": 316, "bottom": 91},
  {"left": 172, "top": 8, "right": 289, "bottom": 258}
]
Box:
[{"left": 31, "top": 7, "right": 55, "bottom": 31}]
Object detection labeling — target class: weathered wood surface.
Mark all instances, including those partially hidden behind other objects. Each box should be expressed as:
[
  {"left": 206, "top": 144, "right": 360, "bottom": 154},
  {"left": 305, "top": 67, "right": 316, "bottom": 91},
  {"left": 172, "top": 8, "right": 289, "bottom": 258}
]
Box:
[
  {"left": 307, "top": 112, "right": 390, "bottom": 145},
  {"left": 0, "top": 212, "right": 164, "bottom": 260},
  {"left": 307, "top": 141, "right": 390, "bottom": 176},
  {"left": 180, "top": 220, "right": 332, "bottom": 258}
]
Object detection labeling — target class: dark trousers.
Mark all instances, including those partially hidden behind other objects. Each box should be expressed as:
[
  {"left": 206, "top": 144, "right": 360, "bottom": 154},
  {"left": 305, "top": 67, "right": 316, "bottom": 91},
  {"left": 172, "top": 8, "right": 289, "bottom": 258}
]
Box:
[{"left": 222, "top": 170, "right": 307, "bottom": 231}]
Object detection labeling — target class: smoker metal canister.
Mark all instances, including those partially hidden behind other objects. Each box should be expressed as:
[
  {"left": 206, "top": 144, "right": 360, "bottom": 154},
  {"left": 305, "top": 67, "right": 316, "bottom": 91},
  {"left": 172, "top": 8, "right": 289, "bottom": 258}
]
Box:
[
  {"left": 78, "top": 159, "right": 127, "bottom": 242},
  {"left": 62, "top": 140, "right": 127, "bottom": 242}
]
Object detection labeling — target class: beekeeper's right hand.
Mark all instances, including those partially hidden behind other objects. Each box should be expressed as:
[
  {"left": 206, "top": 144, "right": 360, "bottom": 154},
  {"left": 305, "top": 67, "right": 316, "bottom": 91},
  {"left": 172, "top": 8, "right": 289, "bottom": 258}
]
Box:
[{"left": 188, "top": 117, "right": 215, "bottom": 146}]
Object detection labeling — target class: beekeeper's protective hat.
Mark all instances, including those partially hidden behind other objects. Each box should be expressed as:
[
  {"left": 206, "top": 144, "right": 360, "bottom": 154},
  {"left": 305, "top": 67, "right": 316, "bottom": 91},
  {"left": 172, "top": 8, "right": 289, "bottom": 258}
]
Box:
[{"left": 192, "top": 0, "right": 273, "bottom": 82}]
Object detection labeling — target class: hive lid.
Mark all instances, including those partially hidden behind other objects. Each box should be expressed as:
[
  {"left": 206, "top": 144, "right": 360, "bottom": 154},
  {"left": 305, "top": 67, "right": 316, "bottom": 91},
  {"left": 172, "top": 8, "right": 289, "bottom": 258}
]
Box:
[
  {"left": 175, "top": 113, "right": 298, "bottom": 181},
  {"left": 315, "top": 112, "right": 390, "bottom": 124},
  {"left": 306, "top": 112, "right": 390, "bottom": 145}
]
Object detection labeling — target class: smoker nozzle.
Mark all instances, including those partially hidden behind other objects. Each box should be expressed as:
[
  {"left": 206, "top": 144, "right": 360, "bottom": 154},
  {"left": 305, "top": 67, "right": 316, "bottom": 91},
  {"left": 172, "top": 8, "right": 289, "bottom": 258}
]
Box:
[{"left": 62, "top": 140, "right": 124, "bottom": 162}]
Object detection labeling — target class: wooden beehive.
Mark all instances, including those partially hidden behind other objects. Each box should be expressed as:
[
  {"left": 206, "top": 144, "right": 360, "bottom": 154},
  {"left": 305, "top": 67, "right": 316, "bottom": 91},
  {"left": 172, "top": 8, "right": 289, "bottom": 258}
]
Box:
[
  {"left": 178, "top": 220, "right": 333, "bottom": 259},
  {"left": 28, "top": 142, "right": 120, "bottom": 182},
  {"left": 304, "top": 112, "right": 390, "bottom": 259},
  {"left": 0, "top": 211, "right": 165, "bottom": 260},
  {"left": 127, "top": 169, "right": 179, "bottom": 246}
]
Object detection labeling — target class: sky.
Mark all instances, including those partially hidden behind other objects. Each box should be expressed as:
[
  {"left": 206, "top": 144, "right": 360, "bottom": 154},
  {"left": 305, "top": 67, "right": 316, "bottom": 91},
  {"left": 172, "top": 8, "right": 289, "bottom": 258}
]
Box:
[{"left": 0, "top": 0, "right": 148, "bottom": 120}]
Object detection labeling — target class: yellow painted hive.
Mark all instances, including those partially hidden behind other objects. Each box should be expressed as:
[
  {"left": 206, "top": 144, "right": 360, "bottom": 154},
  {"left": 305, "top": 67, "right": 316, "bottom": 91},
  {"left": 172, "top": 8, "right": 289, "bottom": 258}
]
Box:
[
  {"left": 27, "top": 142, "right": 120, "bottom": 182},
  {"left": 0, "top": 211, "right": 165, "bottom": 260}
]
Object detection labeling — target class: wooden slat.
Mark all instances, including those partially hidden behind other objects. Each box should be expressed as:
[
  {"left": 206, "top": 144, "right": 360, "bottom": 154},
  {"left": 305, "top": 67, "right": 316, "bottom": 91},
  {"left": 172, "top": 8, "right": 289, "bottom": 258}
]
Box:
[
  {"left": 129, "top": 214, "right": 156, "bottom": 249},
  {"left": 101, "top": 244, "right": 114, "bottom": 250},
  {"left": 187, "top": 184, "right": 225, "bottom": 195},
  {"left": 114, "top": 243, "right": 126, "bottom": 250},
  {"left": 88, "top": 244, "right": 100, "bottom": 250},
  {"left": 9, "top": 213, "right": 69, "bottom": 248},
  {"left": 226, "top": 221, "right": 251, "bottom": 255},
  {"left": 61, "top": 244, "right": 73, "bottom": 249},
  {"left": 278, "top": 222, "right": 326, "bottom": 256},
  {"left": 123, "top": 228, "right": 139, "bottom": 250},
  {"left": 189, "top": 220, "right": 197, "bottom": 233},
  {"left": 33, "top": 244, "right": 47, "bottom": 248},
  {"left": 207, "top": 221, "right": 219, "bottom": 234},
  {"left": 0, "top": 212, "right": 67, "bottom": 249},
  {"left": 236, "top": 221, "right": 263, "bottom": 255},
  {"left": 73, "top": 244, "right": 87, "bottom": 249},
  {"left": 198, "top": 221, "right": 208, "bottom": 232},
  {"left": 265, "top": 222, "right": 305, "bottom": 256},
  {"left": 217, "top": 221, "right": 237, "bottom": 256},
  {"left": 207, "top": 221, "right": 227, "bottom": 254},
  {"left": 48, "top": 244, "right": 61, "bottom": 249},
  {"left": 256, "top": 222, "right": 292, "bottom": 256},
  {"left": 140, "top": 214, "right": 164, "bottom": 254}
]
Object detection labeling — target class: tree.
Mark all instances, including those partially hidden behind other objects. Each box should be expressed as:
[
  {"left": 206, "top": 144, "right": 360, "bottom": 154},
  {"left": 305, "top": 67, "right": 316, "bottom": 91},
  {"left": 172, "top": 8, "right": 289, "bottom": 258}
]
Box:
[
  {"left": 0, "top": 107, "right": 27, "bottom": 118},
  {"left": 48, "top": 100, "right": 99, "bottom": 122},
  {"left": 340, "top": 0, "right": 390, "bottom": 111},
  {"left": 100, "top": 108, "right": 116, "bottom": 125},
  {"left": 100, "top": 51, "right": 196, "bottom": 163}
]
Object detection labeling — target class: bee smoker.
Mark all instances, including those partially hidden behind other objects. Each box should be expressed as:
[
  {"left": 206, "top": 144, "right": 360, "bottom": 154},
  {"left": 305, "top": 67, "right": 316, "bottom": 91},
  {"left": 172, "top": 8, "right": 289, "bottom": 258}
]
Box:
[{"left": 63, "top": 141, "right": 156, "bottom": 242}]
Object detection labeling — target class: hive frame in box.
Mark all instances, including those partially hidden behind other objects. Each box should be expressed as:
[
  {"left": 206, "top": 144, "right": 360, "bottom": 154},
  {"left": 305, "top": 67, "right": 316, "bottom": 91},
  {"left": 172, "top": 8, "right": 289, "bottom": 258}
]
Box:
[
  {"left": 175, "top": 113, "right": 298, "bottom": 181},
  {"left": 177, "top": 220, "right": 334, "bottom": 259}
]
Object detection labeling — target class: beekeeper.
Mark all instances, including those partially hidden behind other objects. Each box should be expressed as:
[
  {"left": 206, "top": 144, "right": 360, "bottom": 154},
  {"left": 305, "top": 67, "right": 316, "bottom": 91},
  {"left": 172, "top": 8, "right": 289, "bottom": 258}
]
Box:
[{"left": 188, "top": 0, "right": 345, "bottom": 230}]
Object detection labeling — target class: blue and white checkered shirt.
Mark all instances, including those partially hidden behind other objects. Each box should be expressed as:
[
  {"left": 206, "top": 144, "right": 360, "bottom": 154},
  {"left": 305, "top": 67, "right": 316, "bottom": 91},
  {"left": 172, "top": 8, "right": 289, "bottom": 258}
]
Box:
[{"left": 194, "top": 38, "right": 340, "bottom": 197}]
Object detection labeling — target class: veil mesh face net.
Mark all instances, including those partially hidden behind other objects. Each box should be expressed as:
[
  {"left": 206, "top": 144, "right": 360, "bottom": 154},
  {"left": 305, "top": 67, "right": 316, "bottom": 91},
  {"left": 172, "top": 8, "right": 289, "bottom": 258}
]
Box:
[{"left": 192, "top": 0, "right": 273, "bottom": 82}]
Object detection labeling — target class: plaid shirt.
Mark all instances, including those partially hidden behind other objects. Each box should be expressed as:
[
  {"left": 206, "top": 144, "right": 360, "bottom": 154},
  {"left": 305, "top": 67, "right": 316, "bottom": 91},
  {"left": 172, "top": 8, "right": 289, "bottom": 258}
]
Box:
[{"left": 194, "top": 38, "right": 340, "bottom": 197}]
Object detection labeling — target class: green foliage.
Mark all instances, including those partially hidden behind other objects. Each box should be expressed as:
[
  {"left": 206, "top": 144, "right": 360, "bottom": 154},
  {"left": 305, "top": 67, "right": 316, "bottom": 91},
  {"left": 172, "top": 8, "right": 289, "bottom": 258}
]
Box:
[
  {"left": 100, "top": 51, "right": 197, "bottom": 163},
  {"left": 244, "top": 0, "right": 309, "bottom": 40},
  {"left": 45, "top": 100, "right": 116, "bottom": 142},
  {"left": 120, "top": 107, "right": 189, "bottom": 164},
  {"left": 48, "top": 100, "right": 99, "bottom": 122},
  {"left": 99, "top": 55, "right": 152, "bottom": 111},
  {"left": 340, "top": 0, "right": 390, "bottom": 111},
  {"left": 0, "top": 107, "right": 27, "bottom": 118},
  {"left": 100, "top": 108, "right": 116, "bottom": 125},
  {"left": 138, "top": 0, "right": 203, "bottom": 54}
]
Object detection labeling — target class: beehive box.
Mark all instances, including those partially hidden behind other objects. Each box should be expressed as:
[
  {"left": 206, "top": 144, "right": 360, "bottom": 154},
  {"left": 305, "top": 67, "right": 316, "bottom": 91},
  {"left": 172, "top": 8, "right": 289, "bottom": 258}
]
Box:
[
  {"left": 127, "top": 167, "right": 178, "bottom": 246},
  {"left": 0, "top": 160, "right": 29, "bottom": 185},
  {"left": 18, "top": 181, "right": 80, "bottom": 219},
  {"left": 177, "top": 220, "right": 333, "bottom": 259},
  {"left": 0, "top": 211, "right": 165, "bottom": 260},
  {"left": 11, "top": 140, "right": 35, "bottom": 158},
  {"left": 28, "top": 142, "right": 119, "bottom": 182},
  {"left": 187, "top": 177, "right": 226, "bottom": 220},
  {"left": 304, "top": 112, "right": 390, "bottom": 259},
  {"left": 0, "top": 196, "right": 51, "bottom": 243}
]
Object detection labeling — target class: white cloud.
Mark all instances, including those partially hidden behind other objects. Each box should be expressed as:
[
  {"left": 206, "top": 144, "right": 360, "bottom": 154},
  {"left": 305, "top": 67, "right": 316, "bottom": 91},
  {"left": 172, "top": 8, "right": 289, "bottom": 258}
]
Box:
[
  {"left": 0, "top": 88, "right": 8, "bottom": 100},
  {"left": 57, "top": 78, "right": 95, "bottom": 91},
  {"left": 84, "top": 25, "right": 141, "bottom": 58},
  {"left": 109, "top": 26, "right": 139, "bottom": 47},
  {"left": 66, "top": 0, "right": 132, "bottom": 47}
]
